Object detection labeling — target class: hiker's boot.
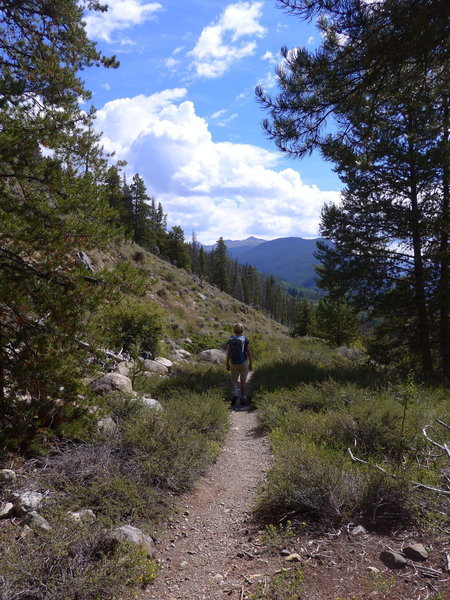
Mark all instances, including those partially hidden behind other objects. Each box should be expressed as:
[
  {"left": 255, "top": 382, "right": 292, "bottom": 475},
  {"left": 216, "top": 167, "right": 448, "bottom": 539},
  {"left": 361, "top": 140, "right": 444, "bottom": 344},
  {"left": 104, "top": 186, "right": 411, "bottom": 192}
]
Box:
[{"left": 234, "top": 395, "right": 241, "bottom": 411}]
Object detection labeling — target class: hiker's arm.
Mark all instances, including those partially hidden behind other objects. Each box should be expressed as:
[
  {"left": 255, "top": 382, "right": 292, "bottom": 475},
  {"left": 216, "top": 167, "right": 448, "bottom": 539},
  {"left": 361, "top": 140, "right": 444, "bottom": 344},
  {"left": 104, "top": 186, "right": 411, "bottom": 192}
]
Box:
[
  {"left": 226, "top": 345, "right": 231, "bottom": 371},
  {"left": 246, "top": 344, "right": 253, "bottom": 371}
]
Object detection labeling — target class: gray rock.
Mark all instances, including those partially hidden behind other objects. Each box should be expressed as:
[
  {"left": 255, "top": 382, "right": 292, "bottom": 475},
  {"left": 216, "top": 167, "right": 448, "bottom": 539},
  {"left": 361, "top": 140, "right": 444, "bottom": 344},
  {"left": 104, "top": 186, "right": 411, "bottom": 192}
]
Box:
[
  {"left": 350, "top": 525, "right": 367, "bottom": 535},
  {"left": 0, "top": 469, "right": 16, "bottom": 484},
  {"left": 367, "top": 566, "right": 380, "bottom": 574},
  {"left": 198, "top": 349, "right": 226, "bottom": 364},
  {"left": 107, "top": 524, "right": 156, "bottom": 559},
  {"left": 403, "top": 543, "right": 429, "bottom": 561},
  {"left": 143, "top": 359, "right": 168, "bottom": 374},
  {"left": 68, "top": 509, "right": 96, "bottom": 524},
  {"left": 0, "top": 502, "right": 14, "bottom": 518},
  {"left": 114, "top": 361, "right": 133, "bottom": 377},
  {"left": 141, "top": 397, "right": 163, "bottom": 411},
  {"left": 90, "top": 373, "right": 133, "bottom": 395},
  {"left": 26, "top": 511, "right": 51, "bottom": 530},
  {"left": 172, "top": 349, "right": 191, "bottom": 361},
  {"left": 12, "top": 491, "right": 45, "bottom": 514},
  {"left": 380, "top": 550, "right": 408, "bottom": 569},
  {"left": 154, "top": 357, "right": 173, "bottom": 371},
  {"left": 98, "top": 416, "right": 118, "bottom": 434}
]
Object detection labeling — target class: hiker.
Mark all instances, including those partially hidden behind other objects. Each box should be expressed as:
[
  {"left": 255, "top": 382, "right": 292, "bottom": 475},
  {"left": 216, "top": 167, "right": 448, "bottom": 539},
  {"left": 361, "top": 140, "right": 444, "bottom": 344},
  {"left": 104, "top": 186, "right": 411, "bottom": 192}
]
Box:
[{"left": 226, "top": 322, "right": 253, "bottom": 410}]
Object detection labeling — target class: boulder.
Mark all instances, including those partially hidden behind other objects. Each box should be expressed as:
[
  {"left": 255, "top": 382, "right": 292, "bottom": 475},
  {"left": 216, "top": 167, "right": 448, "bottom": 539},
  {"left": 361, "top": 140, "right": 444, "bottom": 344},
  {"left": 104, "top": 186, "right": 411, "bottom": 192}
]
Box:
[
  {"left": 68, "top": 509, "right": 96, "bottom": 524},
  {"left": 380, "top": 550, "right": 408, "bottom": 569},
  {"left": 107, "top": 524, "right": 156, "bottom": 559},
  {"left": 12, "top": 490, "right": 45, "bottom": 514},
  {"left": 114, "top": 361, "right": 134, "bottom": 377},
  {"left": 403, "top": 543, "right": 429, "bottom": 561},
  {"left": 98, "top": 416, "right": 118, "bottom": 434},
  {"left": 0, "top": 502, "right": 14, "bottom": 518},
  {"left": 143, "top": 359, "right": 168, "bottom": 374},
  {"left": 172, "top": 349, "right": 191, "bottom": 361},
  {"left": 90, "top": 373, "right": 133, "bottom": 395},
  {"left": 198, "top": 349, "right": 226, "bottom": 364},
  {"left": 141, "top": 397, "right": 163, "bottom": 411},
  {"left": 154, "top": 357, "right": 173, "bottom": 371},
  {"left": 0, "top": 469, "right": 16, "bottom": 484},
  {"left": 26, "top": 511, "right": 51, "bottom": 530}
]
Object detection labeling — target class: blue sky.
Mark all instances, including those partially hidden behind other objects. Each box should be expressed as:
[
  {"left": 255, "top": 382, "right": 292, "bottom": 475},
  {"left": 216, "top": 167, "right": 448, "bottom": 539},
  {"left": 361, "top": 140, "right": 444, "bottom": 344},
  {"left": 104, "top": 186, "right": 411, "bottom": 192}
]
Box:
[{"left": 83, "top": 0, "right": 342, "bottom": 244}]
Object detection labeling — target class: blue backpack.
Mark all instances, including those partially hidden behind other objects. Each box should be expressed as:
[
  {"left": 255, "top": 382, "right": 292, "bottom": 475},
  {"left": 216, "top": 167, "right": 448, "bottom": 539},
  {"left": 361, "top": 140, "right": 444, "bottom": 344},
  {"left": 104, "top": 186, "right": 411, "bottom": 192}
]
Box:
[{"left": 229, "top": 335, "right": 247, "bottom": 364}]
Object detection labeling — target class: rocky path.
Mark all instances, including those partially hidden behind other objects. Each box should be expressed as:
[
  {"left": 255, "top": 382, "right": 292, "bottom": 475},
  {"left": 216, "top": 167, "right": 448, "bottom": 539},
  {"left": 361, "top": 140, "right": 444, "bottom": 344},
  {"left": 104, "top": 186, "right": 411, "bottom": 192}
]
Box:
[{"left": 143, "top": 409, "right": 275, "bottom": 600}]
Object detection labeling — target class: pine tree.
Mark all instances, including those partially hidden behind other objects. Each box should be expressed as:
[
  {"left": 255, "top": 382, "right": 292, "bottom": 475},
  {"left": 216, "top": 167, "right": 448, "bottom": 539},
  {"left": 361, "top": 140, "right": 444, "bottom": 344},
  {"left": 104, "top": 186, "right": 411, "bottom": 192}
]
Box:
[
  {"left": 0, "top": 0, "right": 122, "bottom": 449},
  {"left": 212, "top": 237, "right": 230, "bottom": 292},
  {"left": 257, "top": 0, "right": 449, "bottom": 378},
  {"left": 166, "top": 226, "right": 191, "bottom": 270},
  {"left": 315, "top": 297, "right": 359, "bottom": 347}
]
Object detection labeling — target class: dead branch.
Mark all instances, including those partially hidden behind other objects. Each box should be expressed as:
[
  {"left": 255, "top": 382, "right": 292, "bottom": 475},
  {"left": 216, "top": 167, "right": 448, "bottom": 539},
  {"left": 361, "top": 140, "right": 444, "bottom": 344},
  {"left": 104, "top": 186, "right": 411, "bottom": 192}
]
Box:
[
  {"left": 422, "top": 422, "right": 450, "bottom": 460},
  {"left": 347, "top": 448, "right": 450, "bottom": 496}
]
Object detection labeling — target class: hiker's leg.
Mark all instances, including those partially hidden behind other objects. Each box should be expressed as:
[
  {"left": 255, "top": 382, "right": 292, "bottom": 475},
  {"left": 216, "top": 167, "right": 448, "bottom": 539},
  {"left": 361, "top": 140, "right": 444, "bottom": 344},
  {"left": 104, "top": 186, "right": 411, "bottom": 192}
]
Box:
[{"left": 239, "top": 361, "right": 249, "bottom": 401}]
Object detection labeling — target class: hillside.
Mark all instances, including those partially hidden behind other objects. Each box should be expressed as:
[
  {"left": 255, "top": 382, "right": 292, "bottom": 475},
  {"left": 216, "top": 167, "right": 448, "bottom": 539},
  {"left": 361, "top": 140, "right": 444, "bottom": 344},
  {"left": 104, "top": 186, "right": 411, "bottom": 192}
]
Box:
[
  {"left": 90, "top": 241, "right": 288, "bottom": 344},
  {"left": 208, "top": 236, "right": 329, "bottom": 288}
]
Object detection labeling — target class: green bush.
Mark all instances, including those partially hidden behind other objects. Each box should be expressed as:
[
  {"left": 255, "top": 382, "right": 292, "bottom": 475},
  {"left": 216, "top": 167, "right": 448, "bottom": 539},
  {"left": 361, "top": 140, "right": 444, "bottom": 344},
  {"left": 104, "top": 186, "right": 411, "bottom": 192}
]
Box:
[
  {"left": 0, "top": 515, "right": 158, "bottom": 600},
  {"left": 97, "top": 296, "right": 166, "bottom": 354}
]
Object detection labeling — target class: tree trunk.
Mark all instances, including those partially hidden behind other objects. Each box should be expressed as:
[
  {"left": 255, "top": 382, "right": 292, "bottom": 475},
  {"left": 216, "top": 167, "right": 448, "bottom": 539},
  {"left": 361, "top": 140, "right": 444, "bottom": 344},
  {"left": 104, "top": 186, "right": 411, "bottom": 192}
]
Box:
[
  {"left": 408, "top": 154, "right": 434, "bottom": 379},
  {"left": 439, "top": 99, "right": 450, "bottom": 379}
]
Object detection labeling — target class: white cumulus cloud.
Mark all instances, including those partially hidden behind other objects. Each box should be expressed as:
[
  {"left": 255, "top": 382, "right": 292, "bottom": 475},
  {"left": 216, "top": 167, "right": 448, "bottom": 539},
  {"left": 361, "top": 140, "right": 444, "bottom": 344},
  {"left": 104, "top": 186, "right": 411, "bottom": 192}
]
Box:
[
  {"left": 95, "top": 91, "right": 339, "bottom": 243},
  {"left": 85, "top": 0, "right": 162, "bottom": 42},
  {"left": 189, "top": 1, "right": 266, "bottom": 78}
]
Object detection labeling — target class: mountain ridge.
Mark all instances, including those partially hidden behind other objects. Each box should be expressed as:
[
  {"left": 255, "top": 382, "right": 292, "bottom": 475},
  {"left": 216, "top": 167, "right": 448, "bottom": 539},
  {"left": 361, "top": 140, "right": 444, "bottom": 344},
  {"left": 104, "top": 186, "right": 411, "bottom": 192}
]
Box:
[{"left": 203, "top": 236, "right": 328, "bottom": 288}]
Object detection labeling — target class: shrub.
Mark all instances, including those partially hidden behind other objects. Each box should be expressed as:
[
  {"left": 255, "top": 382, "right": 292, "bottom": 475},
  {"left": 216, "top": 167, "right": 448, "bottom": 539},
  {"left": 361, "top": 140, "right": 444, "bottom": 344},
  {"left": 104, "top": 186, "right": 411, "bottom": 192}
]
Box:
[
  {"left": 0, "top": 515, "right": 158, "bottom": 600},
  {"left": 256, "top": 436, "right": 362, "bottom": 525},
  {"left": 98, "top": 296, "right": 166, "bottom": 354}
]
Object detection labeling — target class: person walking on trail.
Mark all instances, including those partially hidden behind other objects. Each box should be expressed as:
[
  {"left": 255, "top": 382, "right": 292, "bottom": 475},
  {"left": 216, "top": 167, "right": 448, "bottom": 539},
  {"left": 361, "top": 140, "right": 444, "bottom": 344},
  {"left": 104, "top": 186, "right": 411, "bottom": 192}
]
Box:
[{"left": 226, "top": 322, "right": 253, "bottom": 410}]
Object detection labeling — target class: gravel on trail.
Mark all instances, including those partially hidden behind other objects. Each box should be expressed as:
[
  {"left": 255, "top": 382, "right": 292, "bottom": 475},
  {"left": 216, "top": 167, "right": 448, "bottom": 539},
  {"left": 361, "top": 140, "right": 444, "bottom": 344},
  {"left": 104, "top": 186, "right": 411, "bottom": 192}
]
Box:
[{"left": 143, "top": 409, "right": 276, "bottom": 600}]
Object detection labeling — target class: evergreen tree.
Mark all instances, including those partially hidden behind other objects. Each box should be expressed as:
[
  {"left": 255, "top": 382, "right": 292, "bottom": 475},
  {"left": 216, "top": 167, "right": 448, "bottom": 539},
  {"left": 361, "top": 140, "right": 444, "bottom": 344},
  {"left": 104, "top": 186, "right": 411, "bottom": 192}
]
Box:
[
  {"left": 212, "top": 237, "right": 230, "bottom": 292},
  {"left": 315, "top": 297, "right": 359, "bottom": 347},
  {"left": 257, "top": 0, "right": 449, "bottom": 378},
  {"left": 166, "top": 226, "right": 191, "bottom": 270},
  {"left": 291, "top": 299, "right": 314, "bottom": 337},
  {"left": 0, "top": 0, "right": 121, "bottom": 449}
]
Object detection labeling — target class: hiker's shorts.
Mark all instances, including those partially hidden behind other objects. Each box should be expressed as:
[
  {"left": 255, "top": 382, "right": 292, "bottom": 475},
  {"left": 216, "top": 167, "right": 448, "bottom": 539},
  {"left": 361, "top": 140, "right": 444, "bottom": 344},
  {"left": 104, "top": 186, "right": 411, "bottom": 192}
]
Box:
[{"left": 230, "top": 359, "right": 249, "bottom": 383}]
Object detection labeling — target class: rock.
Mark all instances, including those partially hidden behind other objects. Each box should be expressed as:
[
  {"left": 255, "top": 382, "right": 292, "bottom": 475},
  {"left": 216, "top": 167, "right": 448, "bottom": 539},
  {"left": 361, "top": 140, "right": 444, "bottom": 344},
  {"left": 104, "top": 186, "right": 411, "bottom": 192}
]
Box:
[
  {"left": 114, "top": 361, "right": 133, "bottom": 377},
  {"left": 198, "top": 349, "right": 226, "bottom": 364},
  {"left": 172, "top": 349, "right": 191, "bottom": 361},
  {"left": 75, "top": 250, "right": 93, "bottom": 271},
  {"left": 403, "top": 543, "right": 429, "bottom": 561},
  {"left": 141, "top": 397, "right": 163, "bottom": 411},
  {"left": 212, "top": 574, "right": 224, "bottom": 584},
  {"left": 380, "top": 550, "right": 408, "bottom": 569},
  {"left": 154, "top": 357, "right": 173, "bottom": 371},
  {"left": 90, "top": 373, "right": 133, "bottom": 395},
  {"left": 285, "top": 553, "right": 302, "bottom": 562},
  {"left": 12, "top": 491, "right": 45, "bottom": 514},
  {"left": 26, "top": 511, "right": 51, "bottom": 530},
  {"left": 98, "top": 416, "right": 118, "bottom": 434},
  {"left": 0, "top": 502, "right": 14, "bottom": 518},
  {"left": 367, "top": 566, "right": 380, "bottom": 574},
  {"left": 350, "top": 525, "right": 367, "bottom": 535},
  {"left": 0, "top": 469, "right": 16, "bottom": 484},
  {"left": 107, "top": 525, "right": 156, "bottom": 559},
  {"left": 143, "top": 359, "right": 168, "bottom": 374},
  {"left": 68, "top": 509, "right": 96, "bottom": 524}
]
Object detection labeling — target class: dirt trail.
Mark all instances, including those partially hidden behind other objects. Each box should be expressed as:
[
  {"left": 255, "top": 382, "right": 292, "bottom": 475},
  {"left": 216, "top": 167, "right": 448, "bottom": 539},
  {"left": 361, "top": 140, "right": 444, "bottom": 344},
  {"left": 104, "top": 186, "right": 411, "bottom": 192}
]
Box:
[{"left": 143, "top": 409, "right": 276, "bottom": 600}]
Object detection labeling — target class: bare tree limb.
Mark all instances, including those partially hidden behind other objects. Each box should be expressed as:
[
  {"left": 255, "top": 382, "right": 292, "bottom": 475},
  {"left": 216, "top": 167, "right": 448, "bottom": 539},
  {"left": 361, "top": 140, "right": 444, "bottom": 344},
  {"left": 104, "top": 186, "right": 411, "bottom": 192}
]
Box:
[{"left": 347, "top": 448, "right": 450, "bottom": 496}]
